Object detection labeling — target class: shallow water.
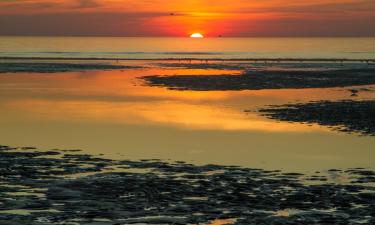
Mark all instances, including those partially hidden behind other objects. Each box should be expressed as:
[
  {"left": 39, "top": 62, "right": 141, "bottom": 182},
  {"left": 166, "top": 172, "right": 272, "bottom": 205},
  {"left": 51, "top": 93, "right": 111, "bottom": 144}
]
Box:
[{"left": 0, "top": 61, "right": 375, "bottom": 172}]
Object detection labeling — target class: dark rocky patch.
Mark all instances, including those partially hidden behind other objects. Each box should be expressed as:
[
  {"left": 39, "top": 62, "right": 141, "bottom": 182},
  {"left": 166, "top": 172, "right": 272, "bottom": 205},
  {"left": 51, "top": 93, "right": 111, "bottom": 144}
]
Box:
[
  {"left": 142, "top": 68, "right": 375, "bottom": 91},
  {"left": 0, "top": 63, "right": 140, "bottom": 73},
  {"left": 259, "top": 100, "right": 375, "bottom": 136},
  {"left": 0, "top": 145, "right": 373, "bottom": 225}
]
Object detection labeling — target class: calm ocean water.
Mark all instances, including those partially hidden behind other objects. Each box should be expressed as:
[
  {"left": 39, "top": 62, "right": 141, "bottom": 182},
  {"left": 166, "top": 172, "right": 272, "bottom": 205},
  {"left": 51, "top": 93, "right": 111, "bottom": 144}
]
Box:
[{"left": 0, "top": 36, "right": 374, "bottom": 59}]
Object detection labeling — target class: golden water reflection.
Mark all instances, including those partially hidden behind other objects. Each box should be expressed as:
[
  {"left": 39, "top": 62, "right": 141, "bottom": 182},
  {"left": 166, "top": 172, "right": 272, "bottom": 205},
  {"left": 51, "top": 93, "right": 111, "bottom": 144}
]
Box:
[
  {"left": 6, "top": 99, "right": 327, "bottom": 132},
  {"left": 1, "top": 66, "right": 375, "bottom": 171},
  {"left": 0, "top": 68, "right": 343, "bottom": 132}
]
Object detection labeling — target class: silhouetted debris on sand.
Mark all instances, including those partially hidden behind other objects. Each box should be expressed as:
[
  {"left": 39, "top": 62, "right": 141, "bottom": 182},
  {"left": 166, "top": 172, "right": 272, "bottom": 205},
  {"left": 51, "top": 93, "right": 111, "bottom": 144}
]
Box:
[
  {"left": 142, "top": 68, "right": 375, "bottom": 91},
  {"left": 0, "top": 63, "right": 139, "bottom": 73},
  {"left": 259, "top": 100, "right": 375, "bottom": 136},
  {"left": 347, "top": 87, "right": 374, "bottom": 97},
  {"left": 0, "top": 145, "right": 374, "bottom": 224}
]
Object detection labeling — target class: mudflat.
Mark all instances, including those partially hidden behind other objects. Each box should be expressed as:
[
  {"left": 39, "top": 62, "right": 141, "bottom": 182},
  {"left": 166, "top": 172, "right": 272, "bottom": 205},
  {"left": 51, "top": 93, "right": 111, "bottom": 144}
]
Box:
[
  {"left": 142, "top": 66, "right": 375, "bottom": 91},
  {"left": 259, "top": 100, "right": 375, "bottom": 136},
  {"left": 0, "top": 145, "right": 374, "bottom": 225}
]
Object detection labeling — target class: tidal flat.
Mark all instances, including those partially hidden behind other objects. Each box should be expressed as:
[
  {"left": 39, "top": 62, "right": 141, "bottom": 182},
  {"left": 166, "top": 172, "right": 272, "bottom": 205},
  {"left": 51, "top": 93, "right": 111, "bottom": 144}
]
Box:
[
  {"left": 142, "top": 66, "right": 375, "bottom": 91},
  {"left": 1, "top": 60, "right": 375, "bottom": 224},
  {"left": 141, "top": 62, "right": 375, "bottom": 137},
  {"left": 259, "top": 100, "right": 375, "bottom": 136},
  {"left": 0, "top": 145, "right": 374, "bottom": 225}
]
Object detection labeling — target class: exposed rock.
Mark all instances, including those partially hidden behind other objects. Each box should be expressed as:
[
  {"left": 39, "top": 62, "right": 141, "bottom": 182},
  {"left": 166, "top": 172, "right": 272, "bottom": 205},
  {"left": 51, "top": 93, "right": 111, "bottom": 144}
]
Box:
[
  {"left": 0, "top": 145, "right": 373, "bottom": 225},
  {"left": 259, "top": 100, "right": 375, "bottom": 136}
]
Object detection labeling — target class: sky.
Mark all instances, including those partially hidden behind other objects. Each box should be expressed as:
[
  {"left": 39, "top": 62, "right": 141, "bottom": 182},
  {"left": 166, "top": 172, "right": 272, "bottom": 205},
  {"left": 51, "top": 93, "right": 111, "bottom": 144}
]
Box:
[{"left": 0, "top": 0, "right": 374, "bottom": 37}]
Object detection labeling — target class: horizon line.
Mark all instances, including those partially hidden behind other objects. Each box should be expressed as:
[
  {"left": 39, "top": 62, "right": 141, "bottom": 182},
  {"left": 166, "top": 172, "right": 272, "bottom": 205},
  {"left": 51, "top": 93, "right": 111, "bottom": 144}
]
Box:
[
  {"left": 1, "top": 35, "right": 375, "bottom": 38},
  {"left": 1, "top": 57, "right": 374, "bottom": 62}
]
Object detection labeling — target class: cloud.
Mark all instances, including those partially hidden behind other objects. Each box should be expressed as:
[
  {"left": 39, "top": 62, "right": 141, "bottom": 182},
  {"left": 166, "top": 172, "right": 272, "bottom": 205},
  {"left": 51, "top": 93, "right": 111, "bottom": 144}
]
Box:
[
  {"left": 0, "top": 11, "right": 374, "bottom": 37},
  {"left": 0, "top": 0, "right": 56, "bottom": 7},
  {"left": 0, "top": 12, "right": 172, "bottom": 36},
  {"left": 0, "top": 0, "right": 374, "bottom": 36}
]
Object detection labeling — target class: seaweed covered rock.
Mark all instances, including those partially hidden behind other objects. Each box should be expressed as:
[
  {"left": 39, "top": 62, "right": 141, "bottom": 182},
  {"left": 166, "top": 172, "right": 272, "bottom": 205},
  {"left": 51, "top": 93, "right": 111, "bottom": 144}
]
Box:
[{"left": 0, "top": 145, "right": 373, "bottom": 225}]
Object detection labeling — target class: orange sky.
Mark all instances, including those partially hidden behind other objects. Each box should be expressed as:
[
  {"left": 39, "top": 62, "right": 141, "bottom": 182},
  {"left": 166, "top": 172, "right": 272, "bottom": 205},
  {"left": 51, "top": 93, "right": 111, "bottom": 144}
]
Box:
[{"left": 0, "top": 0, "right": 374, "bottom": 36}]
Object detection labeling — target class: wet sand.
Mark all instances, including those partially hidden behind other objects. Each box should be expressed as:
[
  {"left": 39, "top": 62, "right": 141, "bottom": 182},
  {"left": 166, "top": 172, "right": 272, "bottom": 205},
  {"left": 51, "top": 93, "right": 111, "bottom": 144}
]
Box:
[{"left": 1, "top": 60, "right": 375, "bottom": 224}]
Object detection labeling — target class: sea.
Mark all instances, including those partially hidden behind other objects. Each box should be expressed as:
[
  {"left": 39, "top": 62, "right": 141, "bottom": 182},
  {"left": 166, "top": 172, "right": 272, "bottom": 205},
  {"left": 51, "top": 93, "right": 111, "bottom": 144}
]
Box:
[{"left": 0, "top": 36, "right": 375, "bottom": 59}]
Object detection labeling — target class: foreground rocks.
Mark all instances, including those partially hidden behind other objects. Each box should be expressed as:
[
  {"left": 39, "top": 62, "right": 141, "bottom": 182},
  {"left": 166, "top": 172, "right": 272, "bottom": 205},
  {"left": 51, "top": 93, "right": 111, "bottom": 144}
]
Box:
[
  {"left": 142, "top": 67, "right": 375, "bottom": 91},
  {"left": 259, "top": 100, "right": 375, "bottom": 136},
  {"left": 0, "top": 145, "right": 374, "bottom": 224}
]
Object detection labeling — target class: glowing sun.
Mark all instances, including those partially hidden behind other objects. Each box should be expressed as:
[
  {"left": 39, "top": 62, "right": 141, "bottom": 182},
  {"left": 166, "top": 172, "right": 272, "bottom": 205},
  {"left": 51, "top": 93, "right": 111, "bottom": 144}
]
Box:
[{"left": 190, "top": 33, "right": 204, "bottom": 38}]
